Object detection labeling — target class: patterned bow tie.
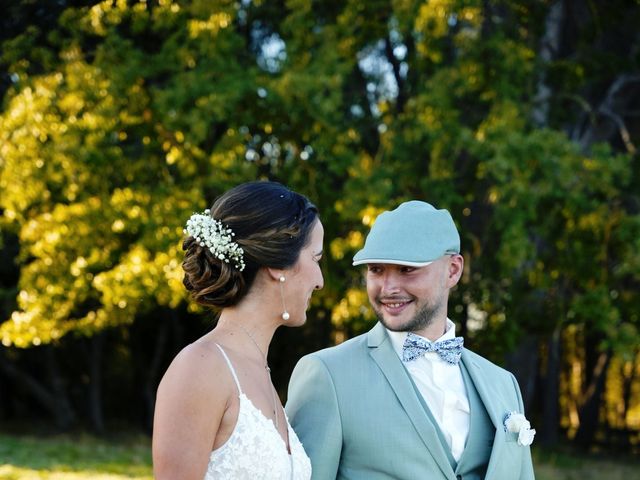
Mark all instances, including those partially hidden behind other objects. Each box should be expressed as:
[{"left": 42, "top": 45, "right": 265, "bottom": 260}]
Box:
[{"left": 402, "top": 332, "right": 464, "bottom": 365}]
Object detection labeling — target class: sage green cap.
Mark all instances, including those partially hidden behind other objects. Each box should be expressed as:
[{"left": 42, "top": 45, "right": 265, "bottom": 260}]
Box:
[{"left": 352, "top": 200, "right": 460, "bottom": 266}]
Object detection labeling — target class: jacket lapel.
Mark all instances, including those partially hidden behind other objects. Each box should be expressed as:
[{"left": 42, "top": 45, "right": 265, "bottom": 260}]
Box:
[
  {"left": 367, "top": 323, "right": 455, "bottom": 480},
  {"left": 460, "top": 351, "right": 516, "bottom": 480},
  {"left": 459, "top": 351, "right": 501, "bottom": 429}
]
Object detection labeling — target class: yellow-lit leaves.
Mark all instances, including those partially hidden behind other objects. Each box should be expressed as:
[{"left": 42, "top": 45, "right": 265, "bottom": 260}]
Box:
[
  {"left": 330, "top": 231, "right": 364, "bottom": 261},
  {"left": 414, "top": 0, "right": 481, "bottom": 61},
  {"left": 331, "top": 288, "right": 375, "bottom": 328},
  {"left": 188, "top": 12, "right": 232, "bottom": 39}
]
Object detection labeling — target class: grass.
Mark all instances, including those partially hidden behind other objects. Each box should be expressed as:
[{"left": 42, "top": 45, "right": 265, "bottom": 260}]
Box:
[
  {"left": 0, "top": 432, "right": 639, "bottom": 479},
  {"left": 532, "top": 446, "right": 640, "bottom": 480},
  {"left": 0, "top": 432, "right": 152, "bottom": 480}
]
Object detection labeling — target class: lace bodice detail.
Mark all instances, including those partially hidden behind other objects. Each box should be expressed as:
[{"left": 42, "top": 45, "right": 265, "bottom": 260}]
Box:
[{"left": 204, "top": 345, "right": 311, "bottom": 480}]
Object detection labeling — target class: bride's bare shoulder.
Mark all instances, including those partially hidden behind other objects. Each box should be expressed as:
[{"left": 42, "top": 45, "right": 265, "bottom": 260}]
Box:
[{"left": 158, "top": 338, "right": 234, "bottom": 397}]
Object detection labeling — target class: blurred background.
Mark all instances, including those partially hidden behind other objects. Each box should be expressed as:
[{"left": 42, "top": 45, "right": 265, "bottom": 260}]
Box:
[{"left": 0, "top": 0, "right": 639, "bottom": 478}]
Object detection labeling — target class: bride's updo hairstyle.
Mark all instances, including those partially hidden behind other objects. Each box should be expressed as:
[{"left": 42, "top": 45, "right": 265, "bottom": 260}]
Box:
[{"left": 182, "top": 181, "right": 319, "bottom": 309}]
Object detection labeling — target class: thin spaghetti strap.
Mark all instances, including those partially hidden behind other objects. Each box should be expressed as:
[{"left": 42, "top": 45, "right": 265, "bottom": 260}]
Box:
[{"left": 215, "top": 343, "right": 243, "bottom": 395}]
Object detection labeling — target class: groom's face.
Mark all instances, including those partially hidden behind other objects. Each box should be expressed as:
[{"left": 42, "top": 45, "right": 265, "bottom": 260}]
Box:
[{"left": 365, "top": 259, "right": 450, "bottom": 333}]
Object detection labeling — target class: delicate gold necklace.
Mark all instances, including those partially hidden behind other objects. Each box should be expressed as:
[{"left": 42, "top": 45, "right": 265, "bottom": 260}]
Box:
[
  {"left": 238, "top": 324, "right": 271, "bottom": 372},
  {"left": 237, "top": 324, "right": 279, "bottom": 430}
]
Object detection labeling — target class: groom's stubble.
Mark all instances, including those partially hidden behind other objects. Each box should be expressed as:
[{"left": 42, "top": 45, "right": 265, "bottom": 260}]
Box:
[{"left": 372, "top": 292, "right": 446, "bottom": 333}]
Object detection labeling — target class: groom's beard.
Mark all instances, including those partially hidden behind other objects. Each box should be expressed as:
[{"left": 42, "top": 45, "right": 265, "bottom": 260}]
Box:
[{"left": 373, "top": 296, "right": 445, "bottom": 333}]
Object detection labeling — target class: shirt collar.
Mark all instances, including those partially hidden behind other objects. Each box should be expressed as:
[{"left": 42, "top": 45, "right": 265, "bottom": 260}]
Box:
[{"left": 386, "top": 319, "right": 457, "bottom": 360}]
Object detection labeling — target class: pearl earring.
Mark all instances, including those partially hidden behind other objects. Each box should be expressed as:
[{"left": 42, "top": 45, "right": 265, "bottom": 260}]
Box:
[{"left": 279, "top": 276, "right": 290, "bottom": 321}]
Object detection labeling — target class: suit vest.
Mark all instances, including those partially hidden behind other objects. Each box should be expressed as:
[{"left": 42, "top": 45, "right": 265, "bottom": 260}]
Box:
[{"left": 408, "top": 358, "right": 495, "bottom": 479}]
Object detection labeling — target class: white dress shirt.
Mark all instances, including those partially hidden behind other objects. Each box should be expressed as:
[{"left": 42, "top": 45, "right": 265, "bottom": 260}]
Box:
[{"left": 387, "top": 319, "right": 470, "bottom": 461}]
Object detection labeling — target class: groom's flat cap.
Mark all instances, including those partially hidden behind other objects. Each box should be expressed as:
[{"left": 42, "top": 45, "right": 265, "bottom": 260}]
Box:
[{"left": 352, "top": 200, "right": 460, "bottom": 267}]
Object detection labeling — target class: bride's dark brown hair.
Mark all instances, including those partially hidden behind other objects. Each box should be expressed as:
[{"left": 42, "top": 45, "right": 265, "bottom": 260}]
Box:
[{"left": 182, "top": 181, "right": 319, "bottom": 309}]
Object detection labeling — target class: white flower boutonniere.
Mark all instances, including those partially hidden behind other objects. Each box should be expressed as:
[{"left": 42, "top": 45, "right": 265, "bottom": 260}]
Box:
[{"left": 504, "top": 412, "right": 536, "bottom": 446}]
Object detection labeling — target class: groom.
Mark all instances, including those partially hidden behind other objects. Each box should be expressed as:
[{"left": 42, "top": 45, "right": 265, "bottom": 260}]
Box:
[{"left": 286, "top": 201, "right": 536, "bottom": 479}]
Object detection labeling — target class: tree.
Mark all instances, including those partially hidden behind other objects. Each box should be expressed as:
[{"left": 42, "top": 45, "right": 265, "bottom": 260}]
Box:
[{"left": 1, "top": 0, "right": 639, "bottom": 448}]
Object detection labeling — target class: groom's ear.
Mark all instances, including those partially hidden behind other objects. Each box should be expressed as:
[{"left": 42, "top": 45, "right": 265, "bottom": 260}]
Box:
[{"left": 446, "top": 254, "right": 464, "bottom": 288}]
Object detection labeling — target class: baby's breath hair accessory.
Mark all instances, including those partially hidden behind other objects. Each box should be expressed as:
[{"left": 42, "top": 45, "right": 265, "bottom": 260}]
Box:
[{"left": 183, "top": 209, "right": 245, "bottom": 271}]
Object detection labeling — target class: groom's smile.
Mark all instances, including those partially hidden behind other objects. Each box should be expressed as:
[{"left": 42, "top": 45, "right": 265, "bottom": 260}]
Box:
[
  {"left": 377, "top": 297, "right": 413, "bottom": 316},
  {"left": 365, "top": 261, "right": 452, "bottom": 336}
]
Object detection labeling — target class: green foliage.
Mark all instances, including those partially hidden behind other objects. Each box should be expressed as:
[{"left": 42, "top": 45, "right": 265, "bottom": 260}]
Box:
[
  {"left": 0, "top": 0, "right": 638, "bottom": 387},
  {"left": 1, "top": 1, "right": 265, "bottom": 346},
  {"left": 0, "top": 0, "right": 639, "bottom": 450}
]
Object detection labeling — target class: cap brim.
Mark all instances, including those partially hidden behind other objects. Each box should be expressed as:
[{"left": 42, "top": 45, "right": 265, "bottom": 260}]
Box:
[{"left": 352, "top": 258, "right": 434, "bottom": 267}]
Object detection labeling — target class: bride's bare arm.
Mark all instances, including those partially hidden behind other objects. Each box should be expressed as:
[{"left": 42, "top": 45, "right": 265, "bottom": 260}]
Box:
[{"left": 152, "top": 342, "right": 232, "bottom": 480}]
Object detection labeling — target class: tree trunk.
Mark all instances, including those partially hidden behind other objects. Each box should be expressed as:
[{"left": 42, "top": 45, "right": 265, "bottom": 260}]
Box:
[
  {"left": 532, "top": 0, "right": 565, "bottom": 127},
  {"left": 143, "top": 313, "right": 170, "bottom": 432},
  {"left": 0, "top": 346, "right": 76, "bottom": 429},
  {"left": 88, "top": 332, "right": 105, "bottom": 434},
  {"left": 505, "top": 336, "right": 538, "bottom": 413},
  {"left": 0, "top": 372, "right": 7, "bottom": 421},
  {"left": 539, "top": 328, "right": 560, "bottom": 446},
  {"left": 574, "top": 350, "right": 611, "bottom": 448},
  {"left": 43, "top": 346, "right": 76, "bottom": 430}
]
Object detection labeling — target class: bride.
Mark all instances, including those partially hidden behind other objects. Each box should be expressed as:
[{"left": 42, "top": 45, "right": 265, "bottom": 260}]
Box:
[{"left": 153, "top": 181, "right": 323, "bottom": 479}]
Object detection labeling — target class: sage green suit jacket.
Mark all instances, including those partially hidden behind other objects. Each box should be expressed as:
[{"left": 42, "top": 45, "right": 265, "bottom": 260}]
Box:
[{"left": 286, "top": 323, "right": 535, "bottom": 480}]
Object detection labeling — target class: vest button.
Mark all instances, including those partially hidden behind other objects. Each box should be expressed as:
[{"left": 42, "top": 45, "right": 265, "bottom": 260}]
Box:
[{"left": 456, "top": 476, "right": 462, "bottom": 480}]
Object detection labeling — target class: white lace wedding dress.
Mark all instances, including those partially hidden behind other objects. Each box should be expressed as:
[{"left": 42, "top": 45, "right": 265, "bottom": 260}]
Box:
[{"left": 204, "top": 345, "right": 312, "bottom": 480}]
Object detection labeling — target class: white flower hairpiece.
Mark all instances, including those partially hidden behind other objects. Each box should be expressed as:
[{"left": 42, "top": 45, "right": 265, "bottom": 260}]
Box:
[
  {"left": 183, "top": 209, "right": 245, "bottom": 271},
  {"left": 504, "top": 411, "right": 536, "bottom": 446}
]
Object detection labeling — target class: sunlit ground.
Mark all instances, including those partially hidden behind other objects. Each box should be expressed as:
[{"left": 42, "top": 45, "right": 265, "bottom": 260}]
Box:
[
  {"left": 0, "top": 470, "right": 151, "bottom": 480},
  {"left": 1, "top": 432, "right": 639, "bottom": 479},
  {"left": 0, "top": 433, "right": 152, "bottom": 480}
]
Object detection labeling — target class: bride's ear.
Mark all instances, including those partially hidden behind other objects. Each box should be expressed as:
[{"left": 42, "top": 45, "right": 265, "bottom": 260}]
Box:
[{"left": 266, "top": 267, "right": 286, "bottom": 282}]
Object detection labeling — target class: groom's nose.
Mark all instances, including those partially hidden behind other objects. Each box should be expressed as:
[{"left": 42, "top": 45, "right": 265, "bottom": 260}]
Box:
[{"left": 380, "top": 271, "right": 402, "bottom": 295}]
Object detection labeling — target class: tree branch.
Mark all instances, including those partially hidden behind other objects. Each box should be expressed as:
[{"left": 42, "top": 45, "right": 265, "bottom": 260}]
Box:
[
  {"left": 599, "top": 106, "right": 637, "bottom": 154},
  {"left": 532, "top": 0, "right": 565, "bottom": 127},
  {"left": 577, "top": 74, "right": 640, "bottom": 152},
  {"left": 384, "top": 37, "right": 405, "bottom": 114}
]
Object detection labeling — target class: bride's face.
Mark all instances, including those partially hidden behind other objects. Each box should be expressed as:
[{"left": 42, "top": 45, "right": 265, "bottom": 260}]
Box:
[{"left": 282, "top": 220, "right": 324, "bottom": 326}]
